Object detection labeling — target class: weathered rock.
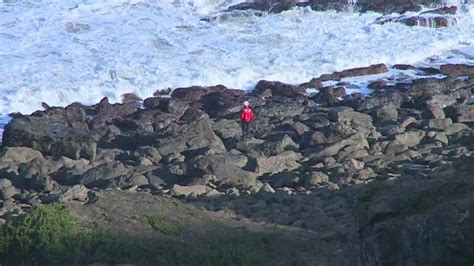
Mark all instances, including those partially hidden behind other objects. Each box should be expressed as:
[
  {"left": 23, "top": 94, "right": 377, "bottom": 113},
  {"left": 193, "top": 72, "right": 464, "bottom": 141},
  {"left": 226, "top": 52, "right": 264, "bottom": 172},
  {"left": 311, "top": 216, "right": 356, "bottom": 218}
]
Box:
[
  {"left": 444, "top": 123, "right": 470, "bottom": 135},
  {"left": 33, "top": 103, "right": 89, "bottom": 130},
  {"left": 367, "top": 80, "right": 388, "bottom": 90},
  {"left": 260, "top": 183, "right": 276, "bottom": 193},
  {"left": 212, "top": 119, "right": 242, "bottom": 140},
  {"left": 249, "top": 135, "right": 299, "bottom": 158},
  {"left": 318, "top": 133, "right": 369, "bottom": 157},
  {"left": 306, "top": 113, "right": 331, "bottom": 129},
  {"left": 228, "top": 0, "right": 294, "bottom": 13},
  {"left": 1, "top": 186, "right": 18, "bottom": 200},
  {"left": 133, "top": 146, "right": 162, "bottom": 165},
  {"left": 140, "top": 118, "right": 226, "bottom": 158},
  {"left": 121, "top": 93, "right": 142, "bottom": 104},
  {"left": 226, "top": 187, "right": 240, "bottom": 198},
  {"left": 255, "top": 80, "right": 306, "bottom": 98},
  {"left": 426, "top": 118, "right": 452, "bottom": 131},
  {"left": 170, "top": 184, "right": 210, "bottom": 198},
  {"left": 0, "top": 178, "right": 12, "bottom": 189},
  {"left": 268, "top": 172, "right": 301, "bottom": 188},
  {"left": 394, "top": 130, "right": 426, "bottom": 147},
  {"left": 319, "top": 64, "right": 388, "bottom": 81},
  {"left": 228, "top": 0, "right": 442, "bottom": 14},
  {"left": 191, "top": 154, "right": 258, "bottom": 188},
  {"left": 259, "top": 101, "right": 305, "bottom": 120},
  {"left": 80, "top": 162, "right": 131, "bottom": 188},
  {"left": 440, "top": 64, "right": 474, "bottom": 79},
  {"left": 156, "top": 99, "right": 190, "bottom": 119},
  {"left": 451, "top": 105, "right": 474, "bottom": 123},
  {"left": 0, "top": 147, "right": 44, "bottom": 165},
  {"left": 407, "top": 78, "right": 472, "bottom": 99},
  {"left": 305, "top": 172, "right": 329, "bottom": 187},
  {"left": 378, "top": 15, "right": 457, "bottom": 28},
  {"left": 30, "top": 174, "right": 57, "bottom": 192},
  {"left": 225, "top": 149, "right": 248, "bottom": 168},
  {"left": 312, "top": 87, "right": 347, "bottom": 105},
  {"left": 89, "top": 97, "right": 138, "bottom": 129},
  {"left": 292, "top": 122, "right": 311, "bottom": 136},
  {"left": 201, "top": 89, "right": 248, "bottom": 118},
  {"left": 372, "top": 104, "right": 398, "bottom": 123},
  {"left": 179, "top": 107, "right": 209, "bottom": 122},
  {"left": 256, "top": 151, "right": 302, "bottom": 175},
  {"left": 143, "top": 97, "right": 163, "bottom": 109},
  {"left": 3, "top": 116, "right": 98, "bottom": 161},
  {"left": 59, "top": 185, "right": 90, "bottom": 202},
  {"left": 171, "top": 86, "right": 209, "bottom": 102}
]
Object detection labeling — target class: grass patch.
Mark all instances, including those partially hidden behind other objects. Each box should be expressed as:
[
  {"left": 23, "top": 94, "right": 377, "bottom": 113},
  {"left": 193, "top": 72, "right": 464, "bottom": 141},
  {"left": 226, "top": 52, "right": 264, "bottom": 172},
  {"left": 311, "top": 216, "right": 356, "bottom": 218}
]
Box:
[
  {"left": 145, "top": 215, "right": 180, "bottom": 236},
  {"left": 0, "top": 204, "right": 292, "bottom": 265}
]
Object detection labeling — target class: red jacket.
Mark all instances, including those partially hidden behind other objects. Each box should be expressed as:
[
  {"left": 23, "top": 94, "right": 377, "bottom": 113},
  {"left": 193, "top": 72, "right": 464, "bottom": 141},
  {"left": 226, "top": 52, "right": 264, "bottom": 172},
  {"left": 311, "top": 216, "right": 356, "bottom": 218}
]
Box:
[{"left": 240, "top": 106, "right": 254, "bottom": 123}]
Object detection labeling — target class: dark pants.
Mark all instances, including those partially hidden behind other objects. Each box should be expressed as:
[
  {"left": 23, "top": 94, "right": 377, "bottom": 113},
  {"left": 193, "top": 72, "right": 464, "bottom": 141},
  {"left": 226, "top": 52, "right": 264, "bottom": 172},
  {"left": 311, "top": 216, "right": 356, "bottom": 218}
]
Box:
[{"left": 241, "top": 122, "right": 251, "bottom": 138}]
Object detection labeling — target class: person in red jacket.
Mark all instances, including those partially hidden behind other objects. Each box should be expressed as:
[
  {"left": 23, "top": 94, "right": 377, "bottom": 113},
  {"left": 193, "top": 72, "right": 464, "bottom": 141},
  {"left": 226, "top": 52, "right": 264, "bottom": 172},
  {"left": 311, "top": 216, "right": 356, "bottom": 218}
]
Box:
[{"left": 240, "top": 101, "right": 254, "bottom": 139}]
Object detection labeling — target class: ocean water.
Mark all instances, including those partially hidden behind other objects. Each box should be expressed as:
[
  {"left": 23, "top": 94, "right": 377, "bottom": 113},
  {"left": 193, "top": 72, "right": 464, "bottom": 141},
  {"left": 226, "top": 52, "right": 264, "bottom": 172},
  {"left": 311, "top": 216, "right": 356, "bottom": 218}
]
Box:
[{"left": 0, "top": 0, "right": 473, "bottom": 120}]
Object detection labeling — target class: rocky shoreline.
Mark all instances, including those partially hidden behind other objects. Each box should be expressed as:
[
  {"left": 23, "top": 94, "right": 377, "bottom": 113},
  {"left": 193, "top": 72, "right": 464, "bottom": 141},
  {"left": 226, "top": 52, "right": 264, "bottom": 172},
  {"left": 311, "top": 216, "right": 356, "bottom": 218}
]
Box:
[
  {"left": 0, "top": 62, "right": 473, "bottom": 265},
  {"left": 206, "top": 0, "right": 461, "bottom": 29}
]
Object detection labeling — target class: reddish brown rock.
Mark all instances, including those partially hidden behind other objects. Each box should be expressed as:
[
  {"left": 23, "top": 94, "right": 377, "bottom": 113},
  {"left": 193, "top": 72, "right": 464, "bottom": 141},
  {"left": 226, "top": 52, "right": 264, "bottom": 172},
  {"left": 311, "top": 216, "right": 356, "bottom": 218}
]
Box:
[
  {"left": 440, "top": 64, "right": 474, "bottom": 79},
  {"left": 319, "top": 64, "right": 389, "bottom": 81},
  {"left": 255, "top": 80, "right": 307, "bottom": 98},
  {"left": 312, "top": 87, "right": 347, "bottom": 105}
]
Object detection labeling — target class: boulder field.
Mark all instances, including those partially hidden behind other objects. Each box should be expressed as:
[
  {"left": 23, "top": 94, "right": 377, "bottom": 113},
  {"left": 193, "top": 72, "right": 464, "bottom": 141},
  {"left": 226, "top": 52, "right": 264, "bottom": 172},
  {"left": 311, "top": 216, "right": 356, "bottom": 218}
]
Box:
[{"left": 0, "top": 63, "right": 473, "bottom": 265}]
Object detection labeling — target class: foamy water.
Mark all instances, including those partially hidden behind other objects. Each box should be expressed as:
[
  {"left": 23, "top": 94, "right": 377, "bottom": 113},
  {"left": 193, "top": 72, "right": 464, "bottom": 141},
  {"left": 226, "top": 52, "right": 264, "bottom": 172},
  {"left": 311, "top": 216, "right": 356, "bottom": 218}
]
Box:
[{"left": 0, "top": 0, "right": 474, "bottom": 117}]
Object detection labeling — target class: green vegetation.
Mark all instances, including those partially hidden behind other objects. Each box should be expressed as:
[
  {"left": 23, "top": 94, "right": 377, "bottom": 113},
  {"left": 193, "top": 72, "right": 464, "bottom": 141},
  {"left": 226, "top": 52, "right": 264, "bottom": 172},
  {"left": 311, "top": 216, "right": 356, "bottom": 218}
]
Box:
[
  {"left": 0, "top": 204, "right": 76, "bottom": 265},
  {"left": 145, "top": 215, "right": 180, "bottom": 236},
  {"left": 0, "top": 204, "right": 309, "bottom": 266}
]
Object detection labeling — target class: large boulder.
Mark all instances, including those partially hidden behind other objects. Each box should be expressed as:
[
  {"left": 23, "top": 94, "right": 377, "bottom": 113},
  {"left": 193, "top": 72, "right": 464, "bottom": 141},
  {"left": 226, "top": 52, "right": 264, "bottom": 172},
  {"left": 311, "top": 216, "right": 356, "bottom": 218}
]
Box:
[
  {"left": 89, "top": 97, "right": 138, "bottom": 129},
  {"left": 254, "top": 80, "right": 307, "bottom": 98},
  {"left": 258, "top": 101, "right": 305, "bottom": 120},
  {"left": 319, "top": 64, "right": 388, "bottom": 81},
  {"left": 0, "top": 147, "right": 44, "bottom": 165},
  {"left": 170, "top": 184, "right": 212, "bottom": 198},
  {"left": 450, "top": 105, "right": 474, "bottom": 123},
  {"left": 139, "top": 118, "right": 226, "bottom": 158},
  {"left": 440, "top": 64, "right": 474, "bottom": 79},
  {"left": 212, "top": 119, "right": 242, "bottom": 140},
  {"left": 190, "top": 154, "right": 258, "bottom": 188},
  {"left": 3, "top": 116, "right": 98, "bottom": 161},
  {"left": 201, "top": 89, "right": 247, "bottom": 118},
  {"left": 317, "top": 133, "right": 369, "bottom": 157},
  {"left": 32, "top": 103, "right": 89, "bottom": 130},
  {"left": 80, "top": 162, "right": 131, "bottom": 188},
  {"left": 406, "top": 78, "right": 473, "bottom": 99},
  {"left": 255, "top": 151, "right": 302, "bottom": 175}
]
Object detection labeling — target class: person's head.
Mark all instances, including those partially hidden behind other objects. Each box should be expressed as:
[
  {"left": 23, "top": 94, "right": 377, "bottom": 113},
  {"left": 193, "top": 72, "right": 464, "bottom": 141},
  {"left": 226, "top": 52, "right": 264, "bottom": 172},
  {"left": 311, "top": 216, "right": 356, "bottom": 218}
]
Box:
[{"left": 243, "top": 101, "right": 250, "bottom": 107}]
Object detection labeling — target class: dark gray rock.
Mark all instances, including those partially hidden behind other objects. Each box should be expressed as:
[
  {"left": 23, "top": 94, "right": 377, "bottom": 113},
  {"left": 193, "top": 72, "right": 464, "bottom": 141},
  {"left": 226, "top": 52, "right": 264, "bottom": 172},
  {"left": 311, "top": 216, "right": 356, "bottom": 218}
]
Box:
[
  {"left": 80, "top": 162, "right": 131, "bottom": 188},
  {"left": 191, "top": 154, "right": 258, "bottom": 188},
  {"left": 139, "top": 117, "right": 226, "bottom": 158},
  {"left": 3, "top": 116, "right": 98, "bottom": 161}
]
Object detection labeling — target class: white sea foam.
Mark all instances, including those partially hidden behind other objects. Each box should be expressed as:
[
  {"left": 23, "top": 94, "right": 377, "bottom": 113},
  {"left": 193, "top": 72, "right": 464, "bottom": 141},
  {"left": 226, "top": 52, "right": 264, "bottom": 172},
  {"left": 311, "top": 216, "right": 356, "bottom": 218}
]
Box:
[{"left": 0, "top": 0, "right": 473, "bottom": 117}]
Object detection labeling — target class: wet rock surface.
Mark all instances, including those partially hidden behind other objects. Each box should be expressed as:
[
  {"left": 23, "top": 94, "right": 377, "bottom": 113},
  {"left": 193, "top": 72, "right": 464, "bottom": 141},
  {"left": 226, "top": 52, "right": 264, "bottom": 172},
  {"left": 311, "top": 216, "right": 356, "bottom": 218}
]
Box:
[{"left": 1, "top": 62, "right": 473, "bottom": 265}]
